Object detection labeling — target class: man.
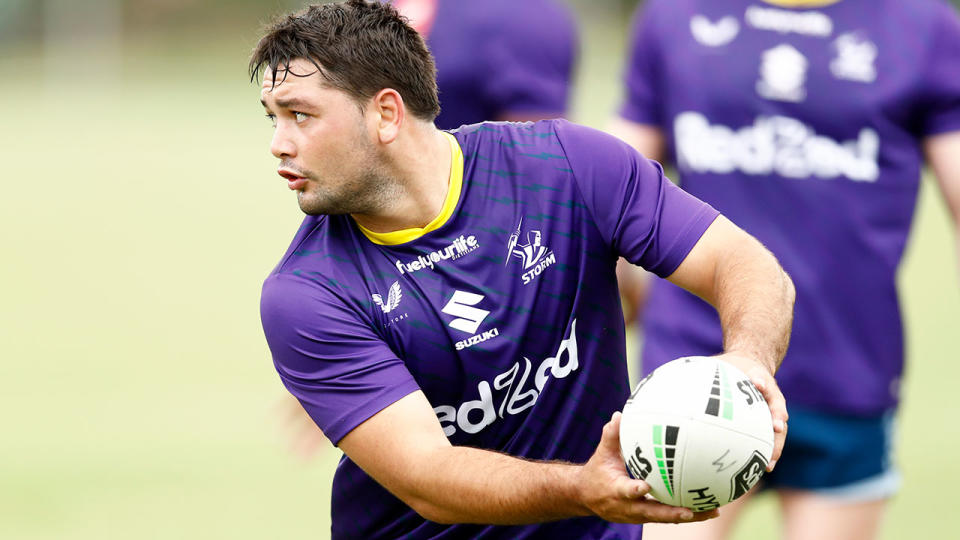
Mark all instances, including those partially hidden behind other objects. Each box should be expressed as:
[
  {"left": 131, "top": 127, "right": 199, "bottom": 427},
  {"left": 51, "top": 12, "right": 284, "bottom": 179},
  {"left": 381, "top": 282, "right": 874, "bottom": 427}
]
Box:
[
  {"left": 393, "top": 0, "right": 577, "bottom": 129},
  {"left": 254, "top": 2, "right": 794, "bottom": 538},
  {"left": 611, "top": 1, "right": 960, "bottom": 539},
  {"left": 278, "top": 0, "right": 578, "bottom": 454}
]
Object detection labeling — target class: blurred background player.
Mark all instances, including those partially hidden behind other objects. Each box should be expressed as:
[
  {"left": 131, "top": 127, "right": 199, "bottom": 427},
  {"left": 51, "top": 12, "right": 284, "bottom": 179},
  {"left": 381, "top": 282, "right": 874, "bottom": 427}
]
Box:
[
  {"left": 281, "top": 0, "right": 579, "bottom": 455},
  {"left": 393, "top": 0, "right": 578, "bottom": 129},
  {"left": 611, "top": 0, "right": 960, "bottom": 539}
]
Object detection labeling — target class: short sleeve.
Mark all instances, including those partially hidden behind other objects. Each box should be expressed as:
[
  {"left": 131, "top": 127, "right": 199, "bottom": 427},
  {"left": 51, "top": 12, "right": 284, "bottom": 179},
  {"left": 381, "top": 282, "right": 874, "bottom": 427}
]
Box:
[
  {"left": 619, "top": 0, "right": 665, "bottom": 126},
  {"left": 554, "top": 120, "right": 719, "bottom": 278},
  {"left": 920, "top": 1, "right": 960, "bottom": 135},
  {"left": 483, "top": 2, "right": 577, "bottom": 118},
  {"left": 260, "top": 273, "right": 420, "bottom": 445}
]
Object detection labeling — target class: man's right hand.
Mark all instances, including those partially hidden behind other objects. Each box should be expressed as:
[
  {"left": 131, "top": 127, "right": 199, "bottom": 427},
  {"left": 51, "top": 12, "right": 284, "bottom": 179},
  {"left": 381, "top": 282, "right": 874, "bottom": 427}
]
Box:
[
  {"left": 338, "top": 391, "right": 720, "bottom": 525},
  {"left": 576, "top": 411, "right": 720, "bottom": 524}
]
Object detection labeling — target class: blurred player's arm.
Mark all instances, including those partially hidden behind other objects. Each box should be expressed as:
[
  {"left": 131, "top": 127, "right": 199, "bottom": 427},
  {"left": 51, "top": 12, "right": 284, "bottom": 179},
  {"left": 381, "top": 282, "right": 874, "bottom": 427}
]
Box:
[
  {"left": 338, "top": 391, "right": 717, "bottom": 526},
  {"left": 665, "top": 215, "right": 795, "bottom": 468},
  {"left": 607, "top": 118, "right": 666, "bottom": 163},
  {"left": 924, "top": 131, "right": 960, "bottom": 270}
]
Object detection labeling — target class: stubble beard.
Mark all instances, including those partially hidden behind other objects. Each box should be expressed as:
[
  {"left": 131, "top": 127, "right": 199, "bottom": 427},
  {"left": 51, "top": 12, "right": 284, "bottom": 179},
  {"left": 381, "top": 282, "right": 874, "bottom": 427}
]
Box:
[{"left": 297, "top": 135, "right": 399, "bottom": 217}]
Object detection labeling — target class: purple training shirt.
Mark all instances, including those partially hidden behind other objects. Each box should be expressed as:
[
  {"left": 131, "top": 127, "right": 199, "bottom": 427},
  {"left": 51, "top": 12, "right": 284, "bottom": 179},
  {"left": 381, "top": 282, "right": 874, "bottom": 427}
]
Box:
[
  {"left": 261, "top": 120, "right": 718, "bottom": 539},
  {"left": 621, "top": 0, "right": 960, "bottom": 415}
]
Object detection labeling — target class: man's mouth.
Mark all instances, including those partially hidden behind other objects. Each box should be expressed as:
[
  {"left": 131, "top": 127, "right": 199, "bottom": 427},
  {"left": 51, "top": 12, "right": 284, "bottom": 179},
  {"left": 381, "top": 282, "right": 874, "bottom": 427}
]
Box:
[{"left": 278, "top": 168, "right": 308, "bottom": 191}]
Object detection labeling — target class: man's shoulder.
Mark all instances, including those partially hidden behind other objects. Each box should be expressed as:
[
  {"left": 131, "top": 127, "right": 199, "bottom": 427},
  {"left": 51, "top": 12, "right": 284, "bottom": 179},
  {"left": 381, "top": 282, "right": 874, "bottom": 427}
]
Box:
[
  {"left": 264, "top": 214, "right": 359, "bottom": 292},
  {"left": 450, "top": 120, "right": 640, "bottom": 188},
  {"left": 451, "top": 119, "right": 614, "bottom": 154},
  {"left": 451, "top": 119, "right": 562, "bottom": 140},
  {"left": 260, "top": 243, "right": 368, "bottom": 331}
]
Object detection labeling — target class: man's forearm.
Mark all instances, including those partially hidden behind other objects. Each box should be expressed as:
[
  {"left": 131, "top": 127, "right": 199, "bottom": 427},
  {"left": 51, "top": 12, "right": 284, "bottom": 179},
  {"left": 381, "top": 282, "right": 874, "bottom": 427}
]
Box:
[
  {"left": 713, "top": 238, "right": 795, "bottom": 373},
  {"left": 404, "top": 446, "right": 586, "bottom": 525},
  {"left": 339, "top": 393, "right": 710, "bottom": 527},
  {"left": 667, "top": 216, "right": 796, "bottom": 373}
]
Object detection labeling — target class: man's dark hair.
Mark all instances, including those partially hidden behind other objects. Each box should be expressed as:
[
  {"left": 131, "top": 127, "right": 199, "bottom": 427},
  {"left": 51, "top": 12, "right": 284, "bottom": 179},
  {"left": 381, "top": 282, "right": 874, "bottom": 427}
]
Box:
[{"left": 249, "top": 0, "right": 440, "bottom": 121}]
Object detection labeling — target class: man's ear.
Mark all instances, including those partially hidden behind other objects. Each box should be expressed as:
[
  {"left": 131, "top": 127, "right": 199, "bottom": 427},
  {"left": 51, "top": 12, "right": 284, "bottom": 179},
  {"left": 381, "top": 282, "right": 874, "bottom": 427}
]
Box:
[{"left": 372, "top": 88, "right": 404, "bottom": 144}]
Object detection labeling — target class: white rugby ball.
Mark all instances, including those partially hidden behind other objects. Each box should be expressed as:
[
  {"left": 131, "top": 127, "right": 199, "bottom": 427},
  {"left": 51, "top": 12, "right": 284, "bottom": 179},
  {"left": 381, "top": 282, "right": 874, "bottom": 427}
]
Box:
[{"left": 619, "top": 356, "right": 774, "bottom": 511}]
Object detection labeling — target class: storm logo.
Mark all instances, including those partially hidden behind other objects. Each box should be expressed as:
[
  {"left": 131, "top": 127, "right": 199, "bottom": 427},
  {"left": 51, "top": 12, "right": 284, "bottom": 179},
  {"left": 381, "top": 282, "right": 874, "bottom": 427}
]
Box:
[{"left": 504, "top": 218, "right": 557, "bottom": 285}]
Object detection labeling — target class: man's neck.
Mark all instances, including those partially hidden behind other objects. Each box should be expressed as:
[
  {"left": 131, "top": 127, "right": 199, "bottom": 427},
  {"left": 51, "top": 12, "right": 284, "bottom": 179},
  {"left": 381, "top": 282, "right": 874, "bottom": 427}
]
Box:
[{"left": 351, "top": 123, "right": 452, "bottom": 235}]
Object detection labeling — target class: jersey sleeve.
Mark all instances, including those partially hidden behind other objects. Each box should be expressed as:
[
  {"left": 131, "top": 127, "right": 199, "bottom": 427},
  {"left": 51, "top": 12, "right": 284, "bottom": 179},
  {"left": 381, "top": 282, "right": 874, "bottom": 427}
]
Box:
[
  {"left": 920, "top": 0, "right": 960, "bottom": 136},
  {"left": 554, "top": 120, "right": 719, "bottom": 278},
  {"left": 260, "top": 273, "right": 420, "bottom": 445},
  {"left": 482, "top": 3, "right": 577, "bottom": 118},
  {"left": 619, "top": 0, "right": 665, "bottom": 126}
]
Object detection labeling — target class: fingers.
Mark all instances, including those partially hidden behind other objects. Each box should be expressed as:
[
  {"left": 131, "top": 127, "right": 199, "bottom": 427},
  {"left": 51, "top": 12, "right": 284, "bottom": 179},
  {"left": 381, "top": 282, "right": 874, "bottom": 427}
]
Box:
[
  {"left": 597, "top": 493, "right": 721, "bottom": 524},
  {"left": 613, "top": 476, "right": 650, "bottom": 500},
  {"left": 750, "top": 373, "right": 788, "bottom": 471},
  {"left": 590, "top": 410, "right": 721, "bottom": 524},
  {"left": 769, "top": 409, "right": 788, "bottom": 471},
  {"left": 626, "top": 499, "right": 719, "bottom": 524}
]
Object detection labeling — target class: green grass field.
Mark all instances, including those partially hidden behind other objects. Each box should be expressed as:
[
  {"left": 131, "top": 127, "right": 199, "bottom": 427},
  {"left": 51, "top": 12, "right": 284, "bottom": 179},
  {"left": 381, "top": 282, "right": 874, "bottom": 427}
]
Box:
[{"left": 2, "top": 17, "right": 958, "bottom": 539}]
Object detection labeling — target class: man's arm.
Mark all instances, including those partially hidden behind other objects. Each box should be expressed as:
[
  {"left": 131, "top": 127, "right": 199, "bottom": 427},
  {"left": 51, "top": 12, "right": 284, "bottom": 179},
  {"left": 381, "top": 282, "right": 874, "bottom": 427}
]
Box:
[
  {"left": 337, "top": 390, "right": 718, "bottom": 525},
  {"left": 924, "top": 131, "right": 960, "bottom": 270},
  {"left": 666, "top": 215, "right": 795, "bottom": 468}
]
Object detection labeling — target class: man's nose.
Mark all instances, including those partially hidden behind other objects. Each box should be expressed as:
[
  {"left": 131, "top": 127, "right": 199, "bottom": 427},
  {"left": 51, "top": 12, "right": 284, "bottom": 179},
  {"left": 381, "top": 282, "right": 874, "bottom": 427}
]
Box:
[{"left": 270, "top": 124, "right": 296, "bottom": 159}]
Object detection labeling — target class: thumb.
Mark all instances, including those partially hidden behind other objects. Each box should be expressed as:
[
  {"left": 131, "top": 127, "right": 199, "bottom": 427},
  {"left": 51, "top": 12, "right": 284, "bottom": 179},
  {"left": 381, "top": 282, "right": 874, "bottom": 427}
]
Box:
[{"left": 599, "top": 411, "right": 623, "bottom": 453}]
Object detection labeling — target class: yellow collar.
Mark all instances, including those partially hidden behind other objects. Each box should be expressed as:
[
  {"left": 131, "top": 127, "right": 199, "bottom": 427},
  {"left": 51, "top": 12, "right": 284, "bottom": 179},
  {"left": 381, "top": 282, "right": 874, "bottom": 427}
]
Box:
[
  {"left": 357, "top": 132, "right": 464, "bottom": 245},
  {"left": 761, "top": 0, "right": 841, "bottom": 7}
]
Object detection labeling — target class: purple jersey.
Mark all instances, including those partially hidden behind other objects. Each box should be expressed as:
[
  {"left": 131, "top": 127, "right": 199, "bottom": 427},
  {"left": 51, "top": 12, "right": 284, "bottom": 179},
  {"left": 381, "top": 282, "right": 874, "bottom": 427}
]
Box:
[
  {"left": 621, "top": 0, "right": 960, "bottom": 415},
  {"left": 261, "top": 120, "right": 718, "bottom": 539},
  {"left": 398, "top": 0, "right": 577, "bottom": 130}
]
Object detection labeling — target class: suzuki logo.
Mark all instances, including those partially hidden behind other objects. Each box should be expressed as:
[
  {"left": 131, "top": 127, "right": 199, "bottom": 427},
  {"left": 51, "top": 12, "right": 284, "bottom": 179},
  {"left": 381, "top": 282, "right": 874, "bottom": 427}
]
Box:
[{"left": 442, "top": 290, "right": 490, "bottom": 334}]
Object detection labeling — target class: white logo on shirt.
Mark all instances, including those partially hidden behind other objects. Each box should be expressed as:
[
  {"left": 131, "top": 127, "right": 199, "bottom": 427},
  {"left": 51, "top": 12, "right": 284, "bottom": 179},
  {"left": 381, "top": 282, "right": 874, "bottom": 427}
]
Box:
[
  {"left": 505, "top": 218, "right": 557, "bottom": 285},
  {"left": 442, "top": 290, "right": 500, "bottom": 350},
  {"left": 434, "top": 319, "right": 580, "bottom": 437},
  {"left": 674, "top": 111, "right": 880, "bottom": 182},
  {"left": 831, "top": 33, "right": 877, "bottom": 83},
  {"left": 395, "top": 234, "right": 480, "bottom": 275},
  {"left": 757, "top": 44, "right": 808, "bottom": 102},
  {"left": 690, "top": 15, "right": 740, "bottom": 47},
  {"left": 372, "top": 281, "right": 403, "bottom": 313},
  {"left": 745, "top": 5, "right": 833, "bottom": 37}
]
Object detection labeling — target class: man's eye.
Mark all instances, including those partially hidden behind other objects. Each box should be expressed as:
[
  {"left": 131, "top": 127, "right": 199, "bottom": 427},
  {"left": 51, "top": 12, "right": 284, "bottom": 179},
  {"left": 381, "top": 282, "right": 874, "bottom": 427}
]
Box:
[
  {"left": 265, "top": 113, "right": 277, "bottom": 127},
  {"left": 294, "top": 112, "right": 309, "bottom": 123}
]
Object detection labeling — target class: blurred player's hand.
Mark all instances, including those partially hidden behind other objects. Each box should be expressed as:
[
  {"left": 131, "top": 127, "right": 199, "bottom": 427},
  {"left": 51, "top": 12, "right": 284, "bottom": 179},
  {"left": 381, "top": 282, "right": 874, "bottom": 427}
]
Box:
[
  {"left": 275, "top": 393, "right": 328, "bottom": 460},
  {"left": 715, "top": 352, "right": 788, "bottom": 472},
  {"left": 577, "top": 411, "right": 720, "bottom": 524}
]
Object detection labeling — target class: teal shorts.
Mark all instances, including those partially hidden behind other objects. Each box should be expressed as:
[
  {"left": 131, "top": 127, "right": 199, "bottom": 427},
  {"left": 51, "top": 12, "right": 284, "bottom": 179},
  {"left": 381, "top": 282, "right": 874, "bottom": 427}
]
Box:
[{"left": 762, "top": 407, "right": 900, "bottom": 501}]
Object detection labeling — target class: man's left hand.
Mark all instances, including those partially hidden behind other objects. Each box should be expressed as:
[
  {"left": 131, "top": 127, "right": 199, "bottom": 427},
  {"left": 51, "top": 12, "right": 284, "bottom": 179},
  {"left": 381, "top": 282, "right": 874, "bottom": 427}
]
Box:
[{"left": 715, "top": 352, "right": 788, "bottom": 472}]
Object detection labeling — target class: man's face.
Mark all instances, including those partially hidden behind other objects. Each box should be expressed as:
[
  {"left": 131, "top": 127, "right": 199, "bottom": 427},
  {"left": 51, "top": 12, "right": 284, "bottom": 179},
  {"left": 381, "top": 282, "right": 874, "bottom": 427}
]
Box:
[{"left": 260, "top": 58, "right": 389, "bottom": 215}]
